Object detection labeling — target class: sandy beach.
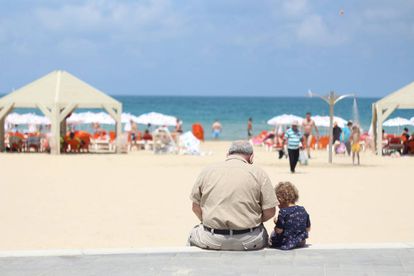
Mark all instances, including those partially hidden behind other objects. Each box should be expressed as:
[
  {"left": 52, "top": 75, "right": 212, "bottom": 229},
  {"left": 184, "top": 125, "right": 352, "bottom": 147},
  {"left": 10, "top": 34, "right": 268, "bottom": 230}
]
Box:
[{"left": 0, "top": 141, "right": 413, "bottom": 250}]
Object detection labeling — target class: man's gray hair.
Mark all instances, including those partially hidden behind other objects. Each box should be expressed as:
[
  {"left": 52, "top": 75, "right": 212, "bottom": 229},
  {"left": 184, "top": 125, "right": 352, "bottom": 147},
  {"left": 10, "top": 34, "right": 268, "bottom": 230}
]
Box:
[{"left": 228, "top": 140, "right": 254, "bottom": 156}]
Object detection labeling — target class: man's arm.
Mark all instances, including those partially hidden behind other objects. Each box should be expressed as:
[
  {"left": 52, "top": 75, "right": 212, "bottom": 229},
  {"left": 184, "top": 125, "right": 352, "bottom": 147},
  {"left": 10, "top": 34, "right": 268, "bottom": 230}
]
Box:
[
  {"left": 192, "top": 202, "right": 203, "bottom": 222},
  {"left": 262, "top": 207, "right": 276, "bottom": 222}
]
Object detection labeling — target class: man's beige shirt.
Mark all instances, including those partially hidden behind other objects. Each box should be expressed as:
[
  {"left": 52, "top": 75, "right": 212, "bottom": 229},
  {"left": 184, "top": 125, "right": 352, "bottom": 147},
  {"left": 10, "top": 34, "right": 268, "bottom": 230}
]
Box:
[{"left": 190, "top": 155, "right": 278, "bottom": 230}]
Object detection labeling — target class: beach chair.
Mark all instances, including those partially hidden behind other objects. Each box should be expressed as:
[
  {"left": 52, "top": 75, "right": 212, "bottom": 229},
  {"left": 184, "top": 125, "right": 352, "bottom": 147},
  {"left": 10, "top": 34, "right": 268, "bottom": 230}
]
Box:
[
  {"left": 178, "top": 131, "right": 200, "bottom": 155},
  {"left": 8, "top": 135, "right": 24, "bottom": 152},
  {"left": 64, "top": 136, "right": 81, "bottom": 153},
  {"left": 407, "top": 140, "right": 414, "bottom": 155},
  {"left": 318, "top": 136, "right": 330, "bottom": 150},
  {"left": 153, "top": 127, "right": 177, "bottom": 154},
  {"left": 26, "top": 135, "right": 41, "bottom": 152},
  {"left": 74, "top": 131, "right": 91, "bottom": 153},
  {"left": 382, "top": 137, "right": 403, "bottom": 155}
]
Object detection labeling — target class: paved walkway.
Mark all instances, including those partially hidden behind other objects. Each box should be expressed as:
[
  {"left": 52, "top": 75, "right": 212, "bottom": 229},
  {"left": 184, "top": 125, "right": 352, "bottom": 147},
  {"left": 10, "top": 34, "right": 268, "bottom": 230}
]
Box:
[{"left": 1, "top": 247, "right": 414, "bottom": 276}]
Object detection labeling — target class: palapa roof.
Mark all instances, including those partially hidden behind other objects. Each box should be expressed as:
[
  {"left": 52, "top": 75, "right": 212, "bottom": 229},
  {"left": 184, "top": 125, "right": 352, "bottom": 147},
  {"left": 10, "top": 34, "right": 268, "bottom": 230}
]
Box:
[
  {"left": 0, "top": 70, "right": 121, "bottom": 109},
  {"left": 374, "top": 81, "right": 414, "bottom": 109}
]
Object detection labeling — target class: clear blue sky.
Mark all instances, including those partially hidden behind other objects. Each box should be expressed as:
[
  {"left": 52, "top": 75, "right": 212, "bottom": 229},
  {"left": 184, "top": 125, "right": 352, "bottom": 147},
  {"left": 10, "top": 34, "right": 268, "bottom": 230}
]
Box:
[{"left": 0, "top": 0, "right": 413, "bottom": 97}]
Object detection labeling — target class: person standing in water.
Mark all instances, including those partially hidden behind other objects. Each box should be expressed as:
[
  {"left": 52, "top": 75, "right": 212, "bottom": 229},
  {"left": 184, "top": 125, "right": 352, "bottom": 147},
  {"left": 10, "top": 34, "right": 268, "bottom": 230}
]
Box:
[
  {"left": 301, "top": 112, "right": 319, "bottom": 159},
  {"left": 247, "top": 118, "right": 253, "bottom": 139},
  {"left": 212, "top": 119, "right": 222, "bottom": 140}
]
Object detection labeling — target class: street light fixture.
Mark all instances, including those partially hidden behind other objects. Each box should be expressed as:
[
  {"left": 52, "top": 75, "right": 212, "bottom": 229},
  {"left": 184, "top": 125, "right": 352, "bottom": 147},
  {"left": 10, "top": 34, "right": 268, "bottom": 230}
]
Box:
[{"left": 308, "top": 90, "right": 355, "bottom": 163}]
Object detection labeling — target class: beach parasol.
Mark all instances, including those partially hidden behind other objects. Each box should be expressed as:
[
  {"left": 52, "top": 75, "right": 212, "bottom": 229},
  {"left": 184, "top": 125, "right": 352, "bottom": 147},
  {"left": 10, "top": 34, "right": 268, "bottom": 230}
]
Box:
[
  {"left": 267, "top": 114, "right": 303, "bottom": 125},
  {"left": 67, "top": 112, "right": 115, "bottom": 124},
  {"left": 312, "top": 115, "right": 347, "bottom": 128},
  {"left": 383, "top": 117, "right": 412, "bottom": 127},
  {"left": 6, "top": 112, "right": 50, "bottom": 125},
  {"left": 383, "top": 117, "right": 413, "bottom": 133},
  {"left": 121, "top": 113, "right": 139, "bottom": 124},
  {"left": 135, "top": 112, "right": 178, "bottom": 126}
]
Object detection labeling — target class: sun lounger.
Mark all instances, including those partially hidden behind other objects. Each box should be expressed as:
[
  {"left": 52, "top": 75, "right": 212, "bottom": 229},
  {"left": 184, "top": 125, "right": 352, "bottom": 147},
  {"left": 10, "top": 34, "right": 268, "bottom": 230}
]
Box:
[
  {"left": 26, "top": 136, "right": 41, "bottom": 152},
  {"left": 382, "top": 137, "right": 403, "bottom": 155},
  {"left": 407, "top": 140, "right": 414, "bottom": 155},
  {"left": 153, "top": 127, "right": 177, "bottom": 154},
  {"left": 8, "top": 136, "right": 24, "bottom": 152},
  {"left": 90, "top": 136, "right": 115, "bottom": 153}
]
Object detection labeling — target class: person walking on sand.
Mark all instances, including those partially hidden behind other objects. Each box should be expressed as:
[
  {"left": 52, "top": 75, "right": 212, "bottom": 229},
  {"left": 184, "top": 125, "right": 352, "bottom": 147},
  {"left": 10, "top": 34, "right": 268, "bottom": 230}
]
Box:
[
  {"left": 342, "top": 121, "right": 353, "bottom": 156},
  {"left": 247, "top": 117, "right": 253, "bottom": 139},
  {"left": 284, "top": 120, "right": 302, "bottom": 173},
  {"left": 212, "top": 119, "right": 222, "bottom": 140},
  {"left": 351, "top": 125, "right": 361, "bottom": 165},
  {"left": 188, "top": 141, "right": 277, "bottom": 251},
  {"left": 301, "top": 112, "right": 319, "bottom": 159}
]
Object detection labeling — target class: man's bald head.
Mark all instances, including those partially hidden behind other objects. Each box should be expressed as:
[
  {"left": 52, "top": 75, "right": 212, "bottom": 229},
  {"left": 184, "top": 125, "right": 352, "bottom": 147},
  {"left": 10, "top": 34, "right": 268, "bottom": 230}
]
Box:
[{"left": 228, "top": 141, "right": 254, "bottom": 162}]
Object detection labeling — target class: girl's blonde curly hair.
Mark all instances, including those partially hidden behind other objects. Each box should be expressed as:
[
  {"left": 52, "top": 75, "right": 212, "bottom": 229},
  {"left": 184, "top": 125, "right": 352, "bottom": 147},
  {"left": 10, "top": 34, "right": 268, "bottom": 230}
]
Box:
[{"left": 275, "top": 182, "right": 299, "bottom": 205}]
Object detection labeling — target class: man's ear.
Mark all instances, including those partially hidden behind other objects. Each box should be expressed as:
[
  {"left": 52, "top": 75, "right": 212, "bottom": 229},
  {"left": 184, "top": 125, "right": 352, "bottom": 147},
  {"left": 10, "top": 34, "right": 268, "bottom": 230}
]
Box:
[{"left": 249, "top": 154, "right": 254, "bottom": 164}]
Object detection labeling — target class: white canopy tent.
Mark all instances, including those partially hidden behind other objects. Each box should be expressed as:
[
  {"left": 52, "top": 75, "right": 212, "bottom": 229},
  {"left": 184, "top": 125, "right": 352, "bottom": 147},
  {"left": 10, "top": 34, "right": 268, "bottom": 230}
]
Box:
[
  {"left": 372, "top": 81, "right": 414, "bottom": 154},
  {"left": 0, "top": 70, "right": 122, "bottom": 154}
]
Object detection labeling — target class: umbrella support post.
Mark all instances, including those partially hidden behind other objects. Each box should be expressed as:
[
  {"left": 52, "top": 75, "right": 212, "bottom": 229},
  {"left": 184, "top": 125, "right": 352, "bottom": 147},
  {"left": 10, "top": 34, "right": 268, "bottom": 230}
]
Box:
[{"left": 0, "top": 117, "right": 4, "bottom": 152}]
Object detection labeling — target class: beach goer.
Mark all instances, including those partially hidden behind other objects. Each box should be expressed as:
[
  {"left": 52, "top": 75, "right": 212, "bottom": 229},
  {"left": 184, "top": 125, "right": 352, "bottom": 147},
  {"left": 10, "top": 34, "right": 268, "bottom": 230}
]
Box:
[
  {"left": 175, "top": 118, "right": 183, "bottom": 134},
  {"left": 211, "top": 120, "right": 222, "bottom": 140},
  {"left": 131, "top": 120, "right": 139, "bottom": 139},
  {"left": 247, "top": 117, "right": 253, "bottom": 138},
  {"left": 332, "top": 122, "right": 342, "bottom": 144},
  {"left": 351, "top": 125, "right": 361, "bottom": 165},
  {"left": 401, "top": 128, "right": 410, "bottom": 155},
  {"left": 188, "top": 141, "right": 277, "bottom": 251},
  {"left": 301, "top": 112, "right": 319, "bottom": 158},
  {"left": 342, "top": 121, "right": 353, "bottom": 156},
  {"left": 270, "top": 182, "right": 311, "bottom": 250},
  {"left": 332, "top": 122, "right": 342, "bottom": 153},
  {"left": 284, "top": 121, "right": 302, "bottom": 173},
  {"left": 143, "top": 130, "right": 153, "bottom": 141}
]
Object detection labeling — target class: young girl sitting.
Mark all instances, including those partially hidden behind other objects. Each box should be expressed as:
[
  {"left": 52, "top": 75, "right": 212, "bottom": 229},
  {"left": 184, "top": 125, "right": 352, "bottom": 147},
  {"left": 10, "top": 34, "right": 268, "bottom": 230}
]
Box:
[{"left": 270, "top": 182, "right": 311, "bottom": 250}]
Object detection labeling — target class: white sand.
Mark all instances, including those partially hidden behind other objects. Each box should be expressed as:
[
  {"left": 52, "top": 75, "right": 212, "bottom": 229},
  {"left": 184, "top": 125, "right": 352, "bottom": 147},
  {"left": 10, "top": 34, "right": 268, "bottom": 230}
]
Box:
[{"left": 0, "top": 142, "right": 413, "bottom": 250}]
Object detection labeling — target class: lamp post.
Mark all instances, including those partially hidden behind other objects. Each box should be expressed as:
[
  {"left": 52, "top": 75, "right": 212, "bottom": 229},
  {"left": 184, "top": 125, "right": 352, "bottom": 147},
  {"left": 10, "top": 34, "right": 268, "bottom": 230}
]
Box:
[{"left": 308, "top": 90, "right": 355, "bottom": 163}]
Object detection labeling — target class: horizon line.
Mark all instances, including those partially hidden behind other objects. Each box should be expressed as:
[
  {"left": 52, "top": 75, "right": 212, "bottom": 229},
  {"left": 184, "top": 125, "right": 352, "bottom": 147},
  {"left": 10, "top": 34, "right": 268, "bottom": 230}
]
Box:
[{"left": 0, "top": 93, "right": 380, "bottom": 100}]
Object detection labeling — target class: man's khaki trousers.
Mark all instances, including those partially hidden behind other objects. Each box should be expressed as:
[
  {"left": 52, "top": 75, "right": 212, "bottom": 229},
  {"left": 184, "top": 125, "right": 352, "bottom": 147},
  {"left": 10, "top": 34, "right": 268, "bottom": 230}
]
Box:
[{"left": 188, "top": 224, "right": 269, "bottom": 251}]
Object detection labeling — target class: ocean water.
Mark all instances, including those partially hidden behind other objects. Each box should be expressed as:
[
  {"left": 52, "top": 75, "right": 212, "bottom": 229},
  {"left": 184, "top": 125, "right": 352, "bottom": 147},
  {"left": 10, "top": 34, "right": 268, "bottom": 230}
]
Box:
[
  {"left": 118, "top": 96, "right": 414, "bottom": 140},
  {"left": 12, "top": 96, "right": 414, "bottom": 140}
]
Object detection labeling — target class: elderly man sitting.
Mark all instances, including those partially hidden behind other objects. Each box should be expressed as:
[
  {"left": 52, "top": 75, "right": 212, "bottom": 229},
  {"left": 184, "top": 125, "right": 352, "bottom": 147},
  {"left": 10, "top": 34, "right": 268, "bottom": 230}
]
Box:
[{"left": 188, "top": 141, "right": 277, "bottom": 250}]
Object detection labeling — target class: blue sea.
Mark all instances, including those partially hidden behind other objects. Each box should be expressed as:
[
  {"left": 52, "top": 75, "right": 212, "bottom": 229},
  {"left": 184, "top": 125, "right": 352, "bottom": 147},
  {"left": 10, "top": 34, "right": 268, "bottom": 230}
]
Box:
[
  {"left": 118, "top": 96, "right": 414, "bottom": 140},
  {"left": 13, "top": 96, "right": 414, "bottom": 140}
]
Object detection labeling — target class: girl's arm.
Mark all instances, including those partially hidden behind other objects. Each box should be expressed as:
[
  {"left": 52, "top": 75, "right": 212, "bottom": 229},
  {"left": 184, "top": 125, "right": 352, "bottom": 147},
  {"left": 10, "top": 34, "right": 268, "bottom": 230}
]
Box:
[
  {"left": 306, "top": 213, "right": 311, "bottom": 232},
  {"left": 275, "top": 227, "right": 284, "bottom": 234},
  {"left": 274, "top": 215, "right": 284, "bottom": 234}
]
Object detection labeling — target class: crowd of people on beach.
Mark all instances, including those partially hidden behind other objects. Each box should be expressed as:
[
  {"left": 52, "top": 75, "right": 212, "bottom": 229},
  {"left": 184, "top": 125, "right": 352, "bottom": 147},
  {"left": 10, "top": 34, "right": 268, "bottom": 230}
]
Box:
[
  {"left": 4, "top": 110, "right": 414, "bottom": 158},
  {"left": 247, "top": 112, "right": 365, "bottom": 171}
]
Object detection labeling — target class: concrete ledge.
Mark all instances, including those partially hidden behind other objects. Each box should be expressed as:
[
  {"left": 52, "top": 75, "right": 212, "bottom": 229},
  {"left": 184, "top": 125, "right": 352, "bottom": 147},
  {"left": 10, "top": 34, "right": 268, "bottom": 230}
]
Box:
[{"left": 0, "top": 242, "right": 413, "bottom": 258}]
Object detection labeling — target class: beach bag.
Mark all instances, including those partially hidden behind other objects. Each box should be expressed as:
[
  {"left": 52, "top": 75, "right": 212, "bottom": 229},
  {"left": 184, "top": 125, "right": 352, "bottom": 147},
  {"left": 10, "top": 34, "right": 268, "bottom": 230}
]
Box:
[
  {"left": 299, "top": 150, "right": 308, "bottom": 165},
  {"left": 336, "top": 143, "right": 346, "bottom": 154}
]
